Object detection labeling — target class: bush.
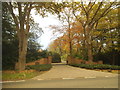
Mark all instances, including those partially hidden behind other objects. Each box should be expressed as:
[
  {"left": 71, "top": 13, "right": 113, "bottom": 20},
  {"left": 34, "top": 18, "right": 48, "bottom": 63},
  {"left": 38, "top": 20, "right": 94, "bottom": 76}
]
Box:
[
  {"left": 26, "top": 64, "right": 52, "bottom": 71},
  {"left": 93, "top": 49, "right": 120, "bottom": 65},
  {"left": 70, "top": 64, "right": 80, "bottom": 67},
  {"left": 72, "top": 54, "right": 82, "bottom": 60},
  {"left": 52, "top": 53, "right": 61, "bottom": 63},
  {"left": 69, "top": 64, "right": 120, "bottom": 70}
]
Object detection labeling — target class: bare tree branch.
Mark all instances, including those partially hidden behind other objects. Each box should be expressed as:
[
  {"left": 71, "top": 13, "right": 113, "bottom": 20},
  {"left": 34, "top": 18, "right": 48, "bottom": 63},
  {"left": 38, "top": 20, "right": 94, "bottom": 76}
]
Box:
[
  {"left": 17, "top": 2, "right": 24, "bottom": 30},
  {"left": 89, "top": 1, "right": 103, "bottom": 25},
  {"left": 87, "top": 1, "right": 96, "bottom": 14},
  {"left": 23, "top": 3, "right": 29, "bottom": 23},
  {"left": 93, "top": 2, "right": 116, "bottom": 26},
  {"left": 81, "top": 1, "right": 88, "bottom": 19},
  {"left": 26, "top": 4, "right": 32, "bottom": 34},
  {"left": 71, "top": 3, "right": 84, "bottom": 27},
  {"left": 5, "top": 2, "right": 19, "bottom": 31}
]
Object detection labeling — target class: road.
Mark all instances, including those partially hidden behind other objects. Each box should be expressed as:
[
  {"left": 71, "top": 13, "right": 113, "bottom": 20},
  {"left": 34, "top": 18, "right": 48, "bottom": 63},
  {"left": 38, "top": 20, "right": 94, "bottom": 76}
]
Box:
[
  {"left": 2, "top": 62, "right": 119, "bottom": 88},
  {"left": 2, "top": 76, "right": 118, "bottom": 88}
]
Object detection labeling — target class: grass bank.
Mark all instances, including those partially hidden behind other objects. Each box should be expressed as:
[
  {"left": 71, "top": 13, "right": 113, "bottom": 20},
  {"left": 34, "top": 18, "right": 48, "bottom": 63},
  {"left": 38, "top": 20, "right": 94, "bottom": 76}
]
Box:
[{"left": 2, "top": 64, "right": 52, "bottom": 81}]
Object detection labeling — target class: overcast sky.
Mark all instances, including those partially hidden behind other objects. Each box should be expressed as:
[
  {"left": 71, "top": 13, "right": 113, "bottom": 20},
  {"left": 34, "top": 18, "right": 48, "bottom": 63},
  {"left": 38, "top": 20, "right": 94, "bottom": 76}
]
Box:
[{"left": 31, "top": 10, "right": 62, "bottom": 50}]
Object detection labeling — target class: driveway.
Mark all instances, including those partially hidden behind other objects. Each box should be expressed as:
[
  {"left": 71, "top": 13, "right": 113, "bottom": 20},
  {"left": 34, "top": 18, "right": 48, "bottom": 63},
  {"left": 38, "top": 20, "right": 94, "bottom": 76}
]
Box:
[
  {"left": 2, "top": 63, "right": 119, "bottom": 88},
  {"left": 32, "top": 63, "right": 118, "bottom": 80}
]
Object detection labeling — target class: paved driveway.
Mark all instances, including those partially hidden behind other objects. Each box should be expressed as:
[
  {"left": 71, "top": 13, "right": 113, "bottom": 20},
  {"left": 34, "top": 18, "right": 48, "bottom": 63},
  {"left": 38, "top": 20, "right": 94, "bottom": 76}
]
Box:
[
  {"left": 32, "top": 63, "right": 118, "bottom": 80},
  {"left": 2, "top": 63, "right": 119, "bottom": 88}
]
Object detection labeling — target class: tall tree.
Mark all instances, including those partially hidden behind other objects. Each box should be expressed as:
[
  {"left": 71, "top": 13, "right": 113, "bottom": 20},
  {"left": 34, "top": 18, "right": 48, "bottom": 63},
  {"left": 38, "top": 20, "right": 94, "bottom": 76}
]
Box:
[
  {"left": 2, "top": 3, "right": 18, "bottom": 70},
  {"left": 4, "top": 2, "right": 34, "bottom": 70},
  {"left": 71, "top": 1, "right": 118, "bottom": 63},
  {"left": 57, "top": 6, "right": 75, "bottom": 56},
  {"left": 4, "top": 2, "right": 45, "bottom": 70},
  {"left": 4, "top": 2, "right": 64, "bottom": 70}
]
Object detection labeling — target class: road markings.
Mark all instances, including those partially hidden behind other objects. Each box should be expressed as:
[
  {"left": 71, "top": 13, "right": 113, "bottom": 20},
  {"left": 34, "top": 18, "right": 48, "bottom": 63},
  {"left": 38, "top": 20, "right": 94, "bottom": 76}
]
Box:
[
  {"left": 1, "top": 80, "right": 25, "bottom": 83},
  {"left": 62, "top": 78, "right": 75, "bottom": 80},
  {"left": 84, "top": 77, "right": 96, "bottom": 79},
  {"left": 105, "top": 76, "right": 109, "bottom": 77},
  {"left": 105, "top": 76, "right": 116, "bottom": 78},
  {"left": 37, "top": 79, "right": 44, "bottom": 80},
  {"left": 15, "top": 80, "right": 25, "bottom": 82}
]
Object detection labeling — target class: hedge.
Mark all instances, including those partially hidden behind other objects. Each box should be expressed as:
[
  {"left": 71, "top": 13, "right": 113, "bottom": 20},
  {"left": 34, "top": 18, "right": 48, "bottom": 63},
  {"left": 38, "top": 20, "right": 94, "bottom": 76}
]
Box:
[
  {"left": 52, "top": 53, "right": 61, "bottom": 63},
  {"left": 26, "top": 64, "right": 52, "bottom": 71},
  {"left": 69, "top": 64, "right": 120, "bottom": 70}
]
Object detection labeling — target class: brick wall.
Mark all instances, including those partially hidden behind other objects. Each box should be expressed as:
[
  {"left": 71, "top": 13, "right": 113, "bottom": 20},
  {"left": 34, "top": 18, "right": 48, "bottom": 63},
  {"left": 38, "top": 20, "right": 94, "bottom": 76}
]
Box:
[
  {"left": 67, "top": 56, "right": 84, "bottom": 64},
  {"left": 26, "top": 56, "right": 52, "bottom": 66},
  {"left": 67, "top": 56, "right": 103, "bottom": 64}
]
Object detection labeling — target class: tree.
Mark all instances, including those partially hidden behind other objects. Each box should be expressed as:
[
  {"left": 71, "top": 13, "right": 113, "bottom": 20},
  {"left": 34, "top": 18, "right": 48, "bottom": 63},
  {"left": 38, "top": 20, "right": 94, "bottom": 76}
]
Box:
[
  {"left": 48, "top": 1, "right": 119, "bottom": 65},
  {"left": 4, "top": 2, "right": 52, "bottom": 70},
  {"left": 2, "top": 3, "right": 44, "bottom": 69},
  {"left": 4, "top": 2, "right": 65, "bottom": 71},
  {"left": 4, "top": 2, "right": 33, "bottom": 70},
  {"left": 70, "top": 1, "right": 118, "bottom": 63},
  {"left": 2, "top": 3, "right": 18, "bottom": 70},
  {"left": 57, "top": 6, "right": 75, "bottom": 56}
]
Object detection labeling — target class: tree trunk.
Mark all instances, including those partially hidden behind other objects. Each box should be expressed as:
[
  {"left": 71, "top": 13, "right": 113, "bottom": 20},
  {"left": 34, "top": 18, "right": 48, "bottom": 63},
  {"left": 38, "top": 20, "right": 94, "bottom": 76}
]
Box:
[
  {"left": 85, "top": 26, "right": 93, "bottom": 63},
  {"left": 87, "top": 42, "right": 93, "bottom": 63},
  {"left": 69, "top": 40, "right": 72, "bottom": 56},
  {"left": 18, "top": 32, "right": 28, "bottom": 71},
  {"left": 68, "top": 25, "right": 72, "bottom": 56}
]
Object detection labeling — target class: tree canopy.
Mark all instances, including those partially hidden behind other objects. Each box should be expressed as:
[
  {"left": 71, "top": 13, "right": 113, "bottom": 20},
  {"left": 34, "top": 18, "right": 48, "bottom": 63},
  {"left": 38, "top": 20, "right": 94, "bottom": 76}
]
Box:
[
  {"left": 48, "top": 1, "right": 119, "bottom": 65},
  {"left": 2, "top": 1, "right": 119, "bottom": 71}
]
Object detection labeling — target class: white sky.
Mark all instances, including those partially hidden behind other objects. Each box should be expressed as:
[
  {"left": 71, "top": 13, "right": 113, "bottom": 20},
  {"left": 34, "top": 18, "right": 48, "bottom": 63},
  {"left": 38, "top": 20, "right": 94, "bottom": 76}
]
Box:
[{"left": 31, "top": 10, "right": 62, "bottom": 50}]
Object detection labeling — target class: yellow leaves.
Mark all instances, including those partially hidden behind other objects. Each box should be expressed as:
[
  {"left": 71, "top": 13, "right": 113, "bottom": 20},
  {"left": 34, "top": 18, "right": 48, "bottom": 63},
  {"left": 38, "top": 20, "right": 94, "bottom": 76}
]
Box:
[
  {"left": 97, "top": 7, "right": 118, "bottom": 30},
  {"left": 115, "top": 47, "right": 119, "bottom": 51},
  {"left": 63, "top": 43, "right": 69, "bottom": 51},
  {"left": 91, "top": 31, "right": 102, "bottom": 36},
  {"left": 48, "top": 21, "right": 84, "bottom": 54}
]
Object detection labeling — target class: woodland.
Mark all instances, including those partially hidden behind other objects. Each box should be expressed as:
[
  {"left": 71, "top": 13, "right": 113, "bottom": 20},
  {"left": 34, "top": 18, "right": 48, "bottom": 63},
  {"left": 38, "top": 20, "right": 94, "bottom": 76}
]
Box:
[{"left": 2, "top": 1, "right": 120, "bottom": 71}]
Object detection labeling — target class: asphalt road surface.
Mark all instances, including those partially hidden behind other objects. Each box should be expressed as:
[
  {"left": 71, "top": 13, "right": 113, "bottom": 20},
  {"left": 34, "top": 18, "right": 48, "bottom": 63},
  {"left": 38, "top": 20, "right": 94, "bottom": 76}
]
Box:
[
  {"left": 2, "top": 62, "right": 119, "bottom": 88},
  {"left": 2, "top": 76, "right": 118, "bottom": 88}
]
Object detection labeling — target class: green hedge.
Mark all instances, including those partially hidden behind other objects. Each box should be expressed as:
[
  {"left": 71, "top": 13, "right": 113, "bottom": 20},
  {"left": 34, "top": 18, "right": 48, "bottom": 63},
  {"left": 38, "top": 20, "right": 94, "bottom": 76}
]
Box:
[
  {"left": 93, "top": 49, "right": 120, "bottom": 65},
  {"left": 26, "top": 64, "right": 52, "bottom": 71},
  {"left": 52, "top": 53, "right": 61, "bottom": 63},
  {"left": 69, "top": 64, "right": 120, "bottom": 70}
]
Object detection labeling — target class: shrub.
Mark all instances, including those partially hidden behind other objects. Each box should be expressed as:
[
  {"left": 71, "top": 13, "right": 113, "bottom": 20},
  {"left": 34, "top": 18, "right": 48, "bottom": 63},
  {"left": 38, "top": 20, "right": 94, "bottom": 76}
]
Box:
[
  {"left": 26, "top": 64, "right": 52, "bottom": 71},
  {"left": 93, "top": 49, "right": 120, "bottom": 65},
  {"left": 72, "top": 53, "right": 83, "bottom": 59},
  {"left": 69, "top": 64, "right": 120, "bottom": 70},
  {"left": 52, "top": 53, "right": 61, "bottom": 63},
  {"left": 70, "top": 64, "right": 80, "bottom": 67}
]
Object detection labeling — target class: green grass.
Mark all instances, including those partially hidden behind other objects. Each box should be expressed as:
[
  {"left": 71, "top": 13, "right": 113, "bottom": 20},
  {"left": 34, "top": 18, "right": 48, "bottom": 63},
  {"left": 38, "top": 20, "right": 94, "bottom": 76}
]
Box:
[
  {"left": 2, "top": 70, "right": 40, "bottom": 81},
  {"left": 3, "top": 64, "right": 52, "bottom": 81}
]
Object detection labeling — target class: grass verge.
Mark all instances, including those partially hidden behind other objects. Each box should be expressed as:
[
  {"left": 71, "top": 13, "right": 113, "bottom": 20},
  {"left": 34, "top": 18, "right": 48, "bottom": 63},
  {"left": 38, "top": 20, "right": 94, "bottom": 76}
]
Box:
[
  {"left": 2, "top": 64, "right": 52, "bottom": 81},
  {"left": 2, "top": 70, "right": 40, "bottom": 81}
]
